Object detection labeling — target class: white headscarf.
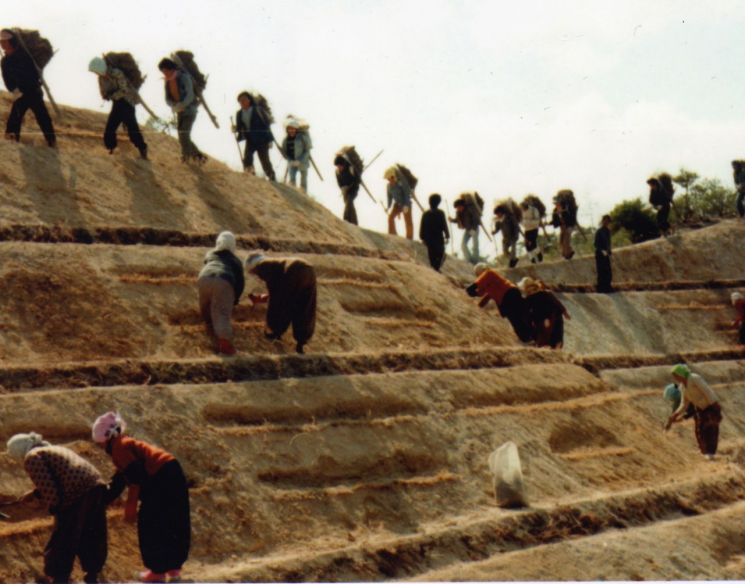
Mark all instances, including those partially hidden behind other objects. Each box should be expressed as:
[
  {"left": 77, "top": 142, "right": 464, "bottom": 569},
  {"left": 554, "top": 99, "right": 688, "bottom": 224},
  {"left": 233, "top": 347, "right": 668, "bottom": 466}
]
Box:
[
  {"left": 88, "top": 57, "right": 107, "bottom": 76},
  {"left": 215, "top": 231, "right": 237, "bottom": 254},
  {"left": 732, "top": 292, "right": 744, "bottom": 306},
  {"left": 91, "top": 411, "right": 126, "bottom": 444},
  {"left": 245, "top": 251, "right": 265, "bottom": 271},
  {"left": 7, "top": 432, "right": 49, "bottom": 460}
]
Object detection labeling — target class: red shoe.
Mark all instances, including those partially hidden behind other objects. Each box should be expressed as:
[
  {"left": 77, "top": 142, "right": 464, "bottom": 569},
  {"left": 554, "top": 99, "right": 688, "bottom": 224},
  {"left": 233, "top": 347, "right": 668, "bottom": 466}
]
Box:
[
  {"left": 217, "top": 338, "right": 237, "bottom": 355},
  {"left": 138, "top": 570, "right": 166, "bottom": 583},
  {"left": 166, "top": 569, "right": 182, "bottom": 581}
]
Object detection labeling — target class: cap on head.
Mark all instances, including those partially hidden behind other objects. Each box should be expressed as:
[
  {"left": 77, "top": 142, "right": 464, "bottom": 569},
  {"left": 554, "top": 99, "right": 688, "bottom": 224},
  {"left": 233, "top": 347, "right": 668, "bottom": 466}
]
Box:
[
  {"left": 285, "top": 118, "right": 300, "bottom": 129},
  {"left": 215, "top": 231, "right": 237, "bottom": 254},
  {"left": 7, "top": 432, "right": 48, "bottom": 460},
  {"left": 88, "top": 57, "right": 107, "bottom": 76},
  {"left": 383, "top": 166, "right": 397, "bottom": 181},
  {"left": 474, "top": 263, "right": 488, "bottom": 277},
  {"left": 92, "top": 412, "right": 126, "bottom": 444},
  {"left": 245, "top": 251, "right": 265, "bottom": 270},
  {"left": 671, "top": 363, "right": 691, "bottom": 379}
]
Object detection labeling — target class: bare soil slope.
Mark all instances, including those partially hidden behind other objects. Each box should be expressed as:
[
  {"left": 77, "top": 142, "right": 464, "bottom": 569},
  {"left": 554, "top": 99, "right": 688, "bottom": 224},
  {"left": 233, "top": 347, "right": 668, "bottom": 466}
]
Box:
[{"left": 0, "top": 94, "right": 744, "bottom": 582}]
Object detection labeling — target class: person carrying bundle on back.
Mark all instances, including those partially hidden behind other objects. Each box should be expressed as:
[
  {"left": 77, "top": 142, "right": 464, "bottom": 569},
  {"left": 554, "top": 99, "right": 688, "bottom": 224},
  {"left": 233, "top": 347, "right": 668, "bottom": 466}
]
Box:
[
  {"left": 334, "top": 146, "right": 362, "bottom": 225},
  {"left": 158, "top": 56, "right": 206, "bottom": 164},
  {"left": 520, "top": 195, "right": 545, "bottom": 264},
  {"left": 419, "top": 193, "right": 450, "bottom": 271},
  {"left": 234, "top": 91, "right": 276, "bottom": 180},
  {"left": 648, "top": 174, "right": 674, "bottom": 236},
  {"left": 451, "top": 192, "right": 484, "bottom": 265},
  {"left": 88, "top": 54, "right": 148, "bottom": 160},
  {"left": 493, "top": 199, "right": 522, "bottom": 268},
  {"left": 281, "top": 116, "right": 311, "bottom": 192},
  {"left": 384, "top": 164, "right": 414, "bottom": 240},
  {"left": 0, "top": 29, "right": 56, "bottom": 147},
  {"left": 731, "top": 160, "right": 745, "bottom": 218},
  {"left": 551, "top": 189, "right": 577, "bottom": 259},
  {"left": 466, "top": 263, "right": 534, "bottom": 343}
]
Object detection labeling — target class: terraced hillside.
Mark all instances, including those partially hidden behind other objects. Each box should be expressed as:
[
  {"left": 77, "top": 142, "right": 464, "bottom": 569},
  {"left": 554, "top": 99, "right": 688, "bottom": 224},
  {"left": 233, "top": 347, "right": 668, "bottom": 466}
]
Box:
[{"left": 0, "top": 93, "right": 744, "bottom": 582}]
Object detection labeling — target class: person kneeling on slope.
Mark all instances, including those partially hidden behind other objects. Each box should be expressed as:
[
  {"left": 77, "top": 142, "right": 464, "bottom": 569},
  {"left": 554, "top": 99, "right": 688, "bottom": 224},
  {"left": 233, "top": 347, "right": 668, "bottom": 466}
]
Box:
[
  {"left": 197, "top": 231, "right": 245, "bottom": 356},
  {"left": 92, "top": 412, "right": 191, "bottom": 583},
  {"left": 245, "top": 252, "right": 317, "bottom": 354},
  {"left": 465, "top": 263, "right": 534, "bottom": 343}
]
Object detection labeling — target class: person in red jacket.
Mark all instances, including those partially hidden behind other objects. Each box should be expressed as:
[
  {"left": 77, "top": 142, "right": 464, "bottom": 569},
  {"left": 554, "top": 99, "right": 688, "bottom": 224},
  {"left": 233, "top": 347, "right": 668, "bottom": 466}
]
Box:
[
  {"left": 466, "top": 264, "right": 534, "bottom": 343},
  {"left": 92, "top": 412, "right": 190, "bottom": 583}
]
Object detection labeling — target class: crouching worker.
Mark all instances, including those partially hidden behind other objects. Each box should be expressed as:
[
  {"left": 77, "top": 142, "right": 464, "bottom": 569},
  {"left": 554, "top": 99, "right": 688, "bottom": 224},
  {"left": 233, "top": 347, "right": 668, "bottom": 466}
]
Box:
[
  {"left": 665, "top": 364, "right": 722, "bottom": 460},
  {"left": 518, "top": 277, "right": 570, "bottom": 349},
  {"left": 6, "top": 432, "right": 108, "bottom": 584},
  {"left": 245, "top": 252, "right": 317, "bottom": 354},
  {"left": 466, "top": 263, "right": 534, "bottom": 343},
  {"left": 92, "top": 412, "right": 190, "bottom": 583},
  {"left": 197, "top": 231, "right": 245, "bottom": 356}
]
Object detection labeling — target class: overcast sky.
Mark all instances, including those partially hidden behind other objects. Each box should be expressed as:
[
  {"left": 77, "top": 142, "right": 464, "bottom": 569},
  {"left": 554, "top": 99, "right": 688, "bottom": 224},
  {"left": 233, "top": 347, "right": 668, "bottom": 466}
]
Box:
[{"left": 5, "top": 0, "right": 745, "bottom": 237}]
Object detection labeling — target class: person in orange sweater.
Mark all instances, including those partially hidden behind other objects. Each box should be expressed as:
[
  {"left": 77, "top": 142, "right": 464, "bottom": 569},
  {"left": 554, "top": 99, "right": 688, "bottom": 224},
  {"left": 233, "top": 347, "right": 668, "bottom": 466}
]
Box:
[
  {"left": 92, "top": 412, "right": 190, "bottom": 583},
  {"left": 465, "top": 263, "right": 534, "bottom": 342}
]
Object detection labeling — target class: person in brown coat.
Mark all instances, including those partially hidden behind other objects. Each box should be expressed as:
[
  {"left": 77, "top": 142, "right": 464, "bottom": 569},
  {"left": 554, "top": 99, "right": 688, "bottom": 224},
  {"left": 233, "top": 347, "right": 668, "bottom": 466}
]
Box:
[{"left": 245, "top": 252, "right": 317, "bottom": 354}]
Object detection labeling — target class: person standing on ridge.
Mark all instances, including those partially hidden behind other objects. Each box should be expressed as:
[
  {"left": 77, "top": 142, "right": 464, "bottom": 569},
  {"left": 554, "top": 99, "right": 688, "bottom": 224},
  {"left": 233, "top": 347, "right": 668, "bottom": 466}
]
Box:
[
  {"left": 6, "top": 432, "right": 108, "bottom": 584},
  {"left": 88, "top": 56, "right": 148, "bottom": 160},
  {"left": 551, "top": 190, "right": 577, "bottom": 259},
  {"left": 197, "top": 231, "right": 245, "bottom": 356},
  {"left": 334, "top": 147, "right": 362, "bottom": 225},
  {"left": 466, "top": 263, "right": 534, "bottom": 343},
  {"left": 158, "top": 57, "right": 205, "bottom": 164},
  {"left": 732, "top": 160, "right": 745, "bottom": 218},
  {"left": 234, "top": 91, "right": 276, "bottom": 180},
  {"left": 493, "top": 200, "right": 521, "bottom": 268},
  {"left": 451, "top": 192, "right": 484, "bottom": 264},
  {"left": 665, "top": 364, "right": 722, "bottom": 460},
  {"left": 520, "top": 195, "right": 544, "bottom": 264},
  {"left": 245, "top": 252, "right": 317, "bottom": 354},
  {"left": 92, "top": 412, "right": 190, "bottom": 583},
  {"left": 281, "top": 117, "right": 311, "bottom": 192},
  {"left": 0, "top": 29, "right": 56, "bottom": 147},
  {"left": 384, "top": 165, "right": 414, "bottom": 239},
  {"left": 419, "top": 193, "right": 450, "bottom": 271},
  {"left": 594, "top": 214, "right": 613, "bottom": 293}
]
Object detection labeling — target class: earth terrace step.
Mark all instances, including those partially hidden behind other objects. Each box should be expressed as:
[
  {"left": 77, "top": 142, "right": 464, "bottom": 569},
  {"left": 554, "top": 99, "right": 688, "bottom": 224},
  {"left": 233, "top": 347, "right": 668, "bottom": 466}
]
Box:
[
  {"left": 0, "top": 346, "right": 567, "bottom": 392},
  {"left": 575, "top": 347, "right": 745, "bottom": 375},
  {"left": 193, "top": 468, "right": 745, "bottom": 582},
  {"left": 556, "top": 279, "right": 745, "bottom": 293}
]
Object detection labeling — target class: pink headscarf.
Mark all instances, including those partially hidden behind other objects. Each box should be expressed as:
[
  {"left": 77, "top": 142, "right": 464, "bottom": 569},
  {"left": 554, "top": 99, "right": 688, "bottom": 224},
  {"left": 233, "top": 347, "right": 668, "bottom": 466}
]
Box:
[{"left": 92, "top": 411, "right": 126, "bottom": 444}]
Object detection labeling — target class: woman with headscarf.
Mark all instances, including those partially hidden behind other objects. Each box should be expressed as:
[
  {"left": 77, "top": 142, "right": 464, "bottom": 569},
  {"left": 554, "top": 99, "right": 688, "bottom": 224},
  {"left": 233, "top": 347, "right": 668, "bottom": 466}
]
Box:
[
  {"left": 518, "top": 277, "right": 570, "bottom": 349},
  {"left": 6, "top": 432, "right": 108, "bottom": 584},
  {"left": 245, "top": 251, "right": 317, "bottom": 354},
  {"left": 92, "top": 412, "right": 190, "bottom": 583},
  {"left": 197, "top": 231, "right": 245, "bottom": 355}
]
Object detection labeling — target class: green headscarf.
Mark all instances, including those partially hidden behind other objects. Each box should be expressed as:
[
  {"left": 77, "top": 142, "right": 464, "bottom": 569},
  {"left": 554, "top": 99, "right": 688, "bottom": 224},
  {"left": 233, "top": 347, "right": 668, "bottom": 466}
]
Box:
[{"left": 671, "top": 364, "right": 691, "bottom": 379}]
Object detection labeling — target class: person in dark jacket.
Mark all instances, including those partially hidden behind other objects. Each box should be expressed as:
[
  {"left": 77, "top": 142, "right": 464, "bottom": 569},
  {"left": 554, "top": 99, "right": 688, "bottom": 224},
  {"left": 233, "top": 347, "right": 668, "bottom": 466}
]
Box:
[
  {"left": 594, "top": 214, "right": 613, "bottom": 293},
  {"left": 334, "top": 153, "right": 360, "bottom": 225},
  {"left": 197, "top": 231, "right": 245, "bottom": 355},
  {"left": 493, "top": 202, "right": 521, "bottom": 268},
  {"left": 235, "top": 91, "right": 276, "bottom": 180},
  {"left": 0, "top": 29, "right": 56, "bottom": 147},
  {"left": 245, "top": 252, "right": 316, "bottom": 354},
  {"left": 158, "top": 57, "right": 205, "bottom": 164},
  {"left": 648, "top": 176, "right": 672, "bottom": 236},
  {"left": 518, "top": 277, "right": 570, "bottom": 348},
  {"left": 419, "top": 193, "right": 449, "bottom": 270},
  {"left": 92, "top": 412, "right": 190, "bottom": 583},
  {"left": 7, "top": 432, "right": 108, "bottom": 584},
  {"left": 732, "top": 160, "right": 745, "bottom": 218}
]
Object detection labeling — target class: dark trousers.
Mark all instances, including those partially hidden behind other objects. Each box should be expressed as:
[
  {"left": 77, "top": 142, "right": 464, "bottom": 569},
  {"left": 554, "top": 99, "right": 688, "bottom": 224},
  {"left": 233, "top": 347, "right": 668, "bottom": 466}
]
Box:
[
  {"left": 266, "top": 264, "right": 317, "bottom": 348},
  {"left": 343, "top": 188, "right": 358, "bottom": 225},
  {"left": 524, "top": 229, "right": 538, "bottom": 252},
  {"left": 534, "top": 313, "right": 564, "bottom": 348},
  {"left": 499, "top": 287, "right": 534, "bottom": 343},
  {"left": 104, "top": 99, "right": 146, "bottom": 153},
  {"left": 737, "top": 188, "right": 745, "bottom": 217},
  {"left": 44, "top": 485, "right": 108, "bottom": 583},
  {"left": 138, "top": 460, "right": 191, "bottom": 574},
  {"left": 739, "top": 322, "right": 745, "bottom": 345},
  {"left": 425, "top": 241, "right": 445, "bottom": 271},
  {"left": 243, "top": 142, "right": 276, "bottom": 180},
  {"left": 177, "top": 109, "right": 203, "bottom": 161},
  {"left": 6, "top": 90, "right": 56, "bottom": 146},
  {"left": 595, "top": 252, "right": 613, "bottom": 293},
  {"left": 657, "top": 202, "right": 671, "bottom": 232},
  {"left": 694, "top": 403, "right": 722, "bottom": 455}
]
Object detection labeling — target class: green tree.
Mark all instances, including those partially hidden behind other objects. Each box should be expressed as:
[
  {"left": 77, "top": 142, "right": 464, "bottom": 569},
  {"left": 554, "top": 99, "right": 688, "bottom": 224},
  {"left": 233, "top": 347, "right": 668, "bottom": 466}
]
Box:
[
  {"left": 609, "top": 198, "right": 659, "bottom": 243},
  {"left": 688, "top": 178, "right": 737, "bottom": 219},
  {"left": 672, "top": 168, "right": 700, "bottom": 221}
]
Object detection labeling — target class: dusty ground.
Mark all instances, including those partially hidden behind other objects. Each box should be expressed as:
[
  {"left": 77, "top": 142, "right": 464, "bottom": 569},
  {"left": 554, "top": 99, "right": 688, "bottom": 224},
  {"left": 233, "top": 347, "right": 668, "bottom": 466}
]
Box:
[{"left": 0, "top": 93, "right": 744, "bottom": 582}]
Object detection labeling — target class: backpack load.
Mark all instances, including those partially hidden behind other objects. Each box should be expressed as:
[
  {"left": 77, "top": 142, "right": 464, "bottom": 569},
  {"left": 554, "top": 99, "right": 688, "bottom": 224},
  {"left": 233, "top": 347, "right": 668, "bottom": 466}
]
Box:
[
  {"left": 733, "top": 161, "right": 745, "bottom": 188},
  {"left": 249, "top": 92, "right": 274, "bottom": 124},
  {"left": 553, "top": 189, "right": 578, "bottom": 227},
  {"left": 460, "top": 192, "right": 484, "bottom": 218},
  {"left": 658, "top": 173, "right": 675, "bottom": 203},
  {"left": 395, "top": 163, "right": 418, "bottom": 190},
  {"left": 12, "top": 28, "right": 54, "bottom": 70},
  {"left": 522, "top": 194, "right": 546, "bottom": 218},
  {"left": 494, "top": 198, "right": 523, "bottom": 223},
  {"left": 335, "top": 146, "right": 364, "bottom": 177},
  {"left": 103, "top": 52, "right": 144, "bottom": 90},
  {"left": 171, "top": 50, "right": 207, "bottom": 94},
  {"left": 285, "top": 114, "right": 311, "bottom": 148}
]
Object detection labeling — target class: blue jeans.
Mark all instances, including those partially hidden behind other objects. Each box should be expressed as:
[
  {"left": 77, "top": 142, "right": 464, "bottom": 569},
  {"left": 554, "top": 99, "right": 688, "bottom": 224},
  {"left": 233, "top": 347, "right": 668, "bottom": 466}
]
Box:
[
  {"left": 462, "top": 228, "right": 480, "bottom": 264},
  {"left": 289, "top": 166, "right": 308, "bottom": 192}
]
